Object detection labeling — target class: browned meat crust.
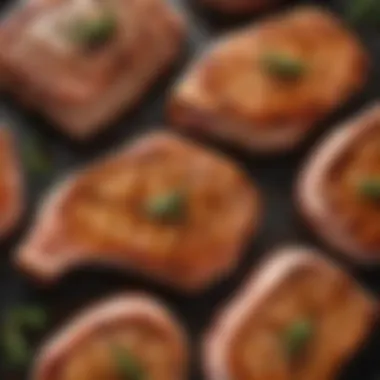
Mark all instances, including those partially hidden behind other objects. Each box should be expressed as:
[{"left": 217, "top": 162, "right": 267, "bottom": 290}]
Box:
[
  {"left": 0, "top": 0, "right": 186, "bottom": 139},
  {"left": 204, "top": 246, "right": 377, "bottom": 380},
  {"left": 16, "top": 132, "right": 260, "bottom": 292},
  {"left": 32, "top": 294, "right": 188, "bottom": 380},
  {"left": 0, "top": 128, "right": 23, "bottom": 236},
  {"left": 168, "top": 7, "right": 368, "bottom": 153},
  {"left": 297, "top": 103, "right": 380, "bottom": 262}
]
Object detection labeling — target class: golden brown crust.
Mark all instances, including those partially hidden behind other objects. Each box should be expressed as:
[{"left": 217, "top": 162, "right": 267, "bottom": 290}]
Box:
[
  {"left": 204, "top": 246, "right": 377, "bottom": 380},
  {"left": 0, "top": 0, "right": 186, "bottom": 139},
  {"left": 15, "top": 131, "right": 260, "bottom": 292},
  {"left": 200, "top": 0, "right": 282, "bottom": 14},
  {"left": 32, "top": 294, "right": 188, "bottom": 380},
  {"left": 168, "top": 6, "right": 368, "bottom": 153},
  {"left": 0, "top": 128, "right": 23, "bottom": 237},
  {"left": 297, "top": 103, "right": 380, "bottom": 262}
]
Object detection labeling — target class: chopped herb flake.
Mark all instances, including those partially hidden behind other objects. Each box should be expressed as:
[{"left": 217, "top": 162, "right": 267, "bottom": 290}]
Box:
[
  {"left": 8, "top": 306, "right": 47, "bottom": 329},
  {"left": 357, "top": 178, "right": 380, "bottom": 201},
  {"left": 70, "top": 13, "right": 117, "bottom": 49},
  {"left": 260, "top": 52, "right": 306, "bottom": 80},
  {"left": 23, "top": 135, "right": 52, "bottom": 174},
  {"left": 2, "top": 327, "right": 30, "bottom": 366},
  {"left": 111, "top": 345, "right": 146, "bottom": 380},
  {"left": 145, "top": 190, "right": 187, "bottom": 223},
  {"left": 282, "top": 319, "right": 313, "bottom": 357},
  {"left": 2, "top": 306, "right": 47, "bottom": 367}
]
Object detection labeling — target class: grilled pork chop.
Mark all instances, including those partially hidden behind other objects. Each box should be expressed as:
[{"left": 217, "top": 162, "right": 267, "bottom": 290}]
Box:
[
  {"left": 204, "top": 246, "right": 376, "bottom": 380},
  {"left": 168, "top": 7, "right": 368, "bottom": 153},
  {"left": 0, "top": 128, "right": 23, "bottom": 236},
  {"left": 0, "top": 0, "right": 186, "bottom": 139},
  {"left": 16, "top": 132, "right": 260, "bottom": 292},
  {"left": 298, "top": 103, "right": 380, "bottom": 262},
  {"left": 32, "top": 294, "right": 188, "bottom": 380}
]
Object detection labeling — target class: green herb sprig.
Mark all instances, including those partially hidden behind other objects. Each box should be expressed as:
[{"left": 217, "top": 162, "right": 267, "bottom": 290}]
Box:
[
  {"left": 2, "top": 306, "right": 47, "bottom": 368},
  {"left": 111, "top": 345, "right": 146, "bottom": 380},
  {"left": 260, "top": 52, "right": 306, "bottom": 80},
  {"left": 145, "top": 190, "right": 187, "bottom": 223},
  {"left": 282, "top": 319, "right": 313, "bottom": 357},
  {"left": 357, "top": 178, "right": 380, "bottom": 201},
  {"left": 70, "top": 13, "right": 117, "bottom": 49}
]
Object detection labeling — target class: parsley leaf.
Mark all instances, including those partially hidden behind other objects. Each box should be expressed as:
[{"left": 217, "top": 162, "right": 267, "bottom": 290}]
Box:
[{"left": 111, "top": 345, "right": 146, "bottom": 380}]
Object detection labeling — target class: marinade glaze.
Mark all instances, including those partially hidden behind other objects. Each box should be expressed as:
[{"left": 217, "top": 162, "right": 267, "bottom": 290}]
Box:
[
  {"left": 0, "top": 0, "right": 186, "bottom": 138},
  {"left": 204, "top": 247, "right": 376, "bottom": 380},
  {"left": 298, "top": 104, "right": 380, "bottom": 261},
  {"left": 0, "top": 128, "right": 23, "bottom": 236},
  {"left": 16, "top": 132, "right": 260, "bottom": 291},
  {"left": 169, "top": 7, "right": 368, "bottom": 153},
  {"left": 32, "top": 295, "right": 188, "bottom": 380}
]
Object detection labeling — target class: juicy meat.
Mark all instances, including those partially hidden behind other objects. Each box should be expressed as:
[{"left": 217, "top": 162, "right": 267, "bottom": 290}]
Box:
[
  {"left": 298, "top": 103, "right": 380, "bottom": 261},
  {"left": 204, "top": 247, "right": 376, "bottom": 380},
  {"left": 0, "top": 0, "right": 186, "bottom": 138},
  {"left": 168, "top": 6, "right": 368, "bottom": 153},
  {"left": 200, "top": 0, "right": 282, "bottom": 14},
  {"left": 32, "top": 294, "right": 188, "bottom": 380},
  {"left": 326, "top": 129, "right": 380, "bottom": 251},
  {"left": 0, "top": 128, "right": 23, "bottom": 236},
  {"left": 16, "top": 132, "right": 260, "bottom": 292}
]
